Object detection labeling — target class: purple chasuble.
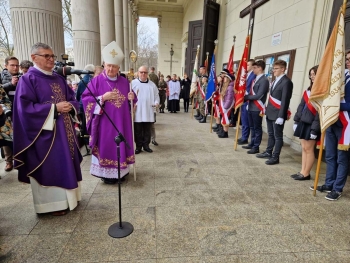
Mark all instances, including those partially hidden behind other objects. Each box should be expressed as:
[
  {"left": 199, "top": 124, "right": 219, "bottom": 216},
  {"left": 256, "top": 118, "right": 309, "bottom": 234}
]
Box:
[
  {"left": 13, "top": 67, "right": 82, "bottom": 189},
  {"left": 82, "top": 72, "right": 136, "bottom": 176}
]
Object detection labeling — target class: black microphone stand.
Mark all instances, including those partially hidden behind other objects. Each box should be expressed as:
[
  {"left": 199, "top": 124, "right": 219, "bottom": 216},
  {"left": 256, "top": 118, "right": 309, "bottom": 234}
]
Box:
[{"left": 78, "top": 74, "right": 134, "bottom": 238}]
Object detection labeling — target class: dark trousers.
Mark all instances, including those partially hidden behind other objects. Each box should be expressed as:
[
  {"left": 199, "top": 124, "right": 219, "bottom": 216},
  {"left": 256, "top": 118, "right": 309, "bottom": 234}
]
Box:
[
  {"left": 134, "top": 122, "right": 152, "bottom": 150},
  {"left": 325, "top": 124, "right": 350, "bottom": 192},
  {"left": 241, "top": 102, "right": 250, "bottom": 140},
  {"left": 183, "top": 99, "right": 189, "bottom": 112},
  {"left": 248, "top": 111, "right": 263, "bottom": 150},
  {"left": 266, "top": 117, "right": 284, "bottom": 157},
  {"left": 78, "top": 110, "right": 89, "bottom": 145},
  {"left": 159, "top": 92, "right": 166, "bottom": 110},
  {"left": 166, "top": 96, "right": 169, "bottom": 110}
]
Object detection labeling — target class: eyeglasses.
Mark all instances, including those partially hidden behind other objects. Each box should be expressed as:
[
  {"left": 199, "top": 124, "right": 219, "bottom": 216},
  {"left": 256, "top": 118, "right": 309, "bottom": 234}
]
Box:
[
  {"left": 273, "top": 67, "right": 282, "bottom": 70},
  {"left": 8, "top": 64, "right": 19, "bottom": 67},
  {"left": 35, "top": 54, "right": 57, "bottom": 60},
  {"left": 139, "top": 71, "right": 148, "bottom": 74},
  {"left": 346, "top": 58, "right": 350, "bottom": 62}
]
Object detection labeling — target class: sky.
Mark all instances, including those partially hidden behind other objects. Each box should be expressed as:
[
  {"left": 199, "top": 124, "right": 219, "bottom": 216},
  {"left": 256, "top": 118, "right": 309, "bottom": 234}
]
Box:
[{"left": 138, "top": 17, "right": 159, "bottom": 39}]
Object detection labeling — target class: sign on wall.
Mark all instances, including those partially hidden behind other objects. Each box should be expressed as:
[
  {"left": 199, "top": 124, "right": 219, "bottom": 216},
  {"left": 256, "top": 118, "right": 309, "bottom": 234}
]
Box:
[{"left": 271, "top": 32, "right": 282, "bottom": 46}]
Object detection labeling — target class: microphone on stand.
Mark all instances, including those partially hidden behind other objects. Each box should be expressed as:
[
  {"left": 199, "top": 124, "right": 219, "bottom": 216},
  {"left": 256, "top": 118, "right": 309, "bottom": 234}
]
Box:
[{"left": 56, "top": 67, "right": 94, "bottom": 77}]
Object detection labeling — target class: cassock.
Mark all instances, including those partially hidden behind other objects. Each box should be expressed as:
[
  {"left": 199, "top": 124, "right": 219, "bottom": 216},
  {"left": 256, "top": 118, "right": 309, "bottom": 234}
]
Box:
[
  {"left": 168, "top": 80, "right": 181, "bottom": 112},
  {"left": 13, "top": 66, "right": 82, "bottom": 213},
  {"left": 132, "top": 78, "right": 159, "bottom": 122},
  {"left": 82, "top": 72, "right": 137, "bottom": 179}
]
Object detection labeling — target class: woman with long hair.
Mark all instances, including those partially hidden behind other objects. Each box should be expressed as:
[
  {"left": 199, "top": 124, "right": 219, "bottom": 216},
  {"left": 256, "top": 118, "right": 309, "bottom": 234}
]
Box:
[
  {"left": 217, "top": 73, "right": 235, "bottom": 138},
  {"left": 291, "top": 65, "right": 320, "bottom": 180}
]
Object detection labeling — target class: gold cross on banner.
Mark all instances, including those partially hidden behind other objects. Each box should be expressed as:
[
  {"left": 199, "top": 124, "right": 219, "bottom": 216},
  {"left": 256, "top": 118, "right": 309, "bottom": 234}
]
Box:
[{"left": 110, "top": 49, "right": 118, "bottom": 58}]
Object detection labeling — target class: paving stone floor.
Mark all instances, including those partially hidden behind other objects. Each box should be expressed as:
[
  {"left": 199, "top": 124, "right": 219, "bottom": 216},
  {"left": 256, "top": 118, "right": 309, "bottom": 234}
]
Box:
[{"left": 1, "top": 109, "right": 350, "bottom": 262}]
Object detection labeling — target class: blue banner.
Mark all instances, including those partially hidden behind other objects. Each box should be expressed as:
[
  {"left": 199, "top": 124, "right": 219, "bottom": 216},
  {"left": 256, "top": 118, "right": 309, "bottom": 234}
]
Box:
[{"left": 205, "top": 53, "right": 216, "bottom": 101}]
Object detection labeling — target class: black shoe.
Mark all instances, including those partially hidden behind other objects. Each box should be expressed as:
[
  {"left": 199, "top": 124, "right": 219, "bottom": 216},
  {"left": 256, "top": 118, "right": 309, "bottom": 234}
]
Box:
[
  {"left": 309, "top": 185, "right": 332, "bottom": 193},
  {"left": 151, "top": 140, "right": 158, "bottom": 146},
  {"left": 194, "top": 113, "right": 200, "bottom": 117},
  {"left": 237, "top": 139, "right": 248, "bottom": 145},
  {"left": 216, "top": 126, "right": 223, "bottom": 134},
  {"left": 265, "top": 157, "right": 279, "bottom": 165},
  {"left": 213, "top": 125, "right": 221, "bottom": 132},
  {"left": 325, "top": 190, "right": 342, "bottom": 201},
  {"left": 242, "top": 145, "right": 253, "bottom": 149},
  {"left": 195, "top": 115, "right": 203, "bottom": 120},
  {"left": 256, "top": 151, "right": 272, "bottom": 159},
  {"left": 247, "top": 148, "right": 259, "bottom": 154},
  {"left": 294, "top": 174, "right": 311, "bottom": 180},
  {"left": 101, "top": 178, "right": 117, "bottom": 184},
  {"left": 290, "top": 172, "right": 301, "bottom": 178},
  {"left": 143, "top": 147, "right": 153, "bottom": 153},
  {"left": 199, "top": 116, "right": 206, "bottom": 123},
  {"left": 135, "top": 149, "right": 142, "bottom": 154},
  {"left": 218, "top": 131, "right": 228, "bottom": 138}
]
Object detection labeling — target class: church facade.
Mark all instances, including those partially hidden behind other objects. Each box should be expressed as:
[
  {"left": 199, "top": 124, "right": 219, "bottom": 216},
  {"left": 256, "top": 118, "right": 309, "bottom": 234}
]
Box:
[{"left": 8, "top": 0, "right": 346, "bottom": 149}]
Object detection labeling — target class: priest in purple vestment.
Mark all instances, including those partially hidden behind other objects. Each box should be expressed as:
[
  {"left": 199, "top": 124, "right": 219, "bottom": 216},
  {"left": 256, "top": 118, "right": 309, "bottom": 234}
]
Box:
[
  {"left": 13, "top": 42, "right": 82, "bottom": 215},
  {"left": 82, "top": 41, "right": 137, "bottom": 184}
]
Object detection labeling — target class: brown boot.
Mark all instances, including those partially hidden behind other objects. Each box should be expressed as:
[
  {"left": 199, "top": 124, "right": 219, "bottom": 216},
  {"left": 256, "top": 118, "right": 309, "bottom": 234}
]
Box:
[{"left": 5, "top": 161, "right": 13, "bottom": 172}]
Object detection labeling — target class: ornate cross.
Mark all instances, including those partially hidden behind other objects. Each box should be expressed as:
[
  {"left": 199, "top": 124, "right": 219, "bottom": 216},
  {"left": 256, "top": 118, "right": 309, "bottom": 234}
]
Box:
[{"left": 110, "top": 49, "right": 118, "bottom": 58}]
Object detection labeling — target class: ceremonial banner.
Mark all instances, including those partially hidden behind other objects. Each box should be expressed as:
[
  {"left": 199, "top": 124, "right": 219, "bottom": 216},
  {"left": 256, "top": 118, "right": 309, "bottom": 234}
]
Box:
[
  {"left": 234, "top": 35, "right": 250, "bottom": 112},
  {"left": 227, "top": 45, "right": 235, "bottom": 74},
  {"left": 310, "top": 8, "right": 345, "bottom": 133},
  {"left": 205, "top": 52, "right": 216, "bottom": 102},
  {"left": 190, "top": 46, "right": 200, "bottom": 96}
]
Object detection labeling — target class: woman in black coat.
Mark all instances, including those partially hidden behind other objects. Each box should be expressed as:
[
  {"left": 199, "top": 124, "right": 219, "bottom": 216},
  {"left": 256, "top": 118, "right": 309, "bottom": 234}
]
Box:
[
  {"left": 291, "top": 65, "right": 320, "bottom": 181},
  {"left": 181, "top": 73, "right": 191, "bottom": 112}
]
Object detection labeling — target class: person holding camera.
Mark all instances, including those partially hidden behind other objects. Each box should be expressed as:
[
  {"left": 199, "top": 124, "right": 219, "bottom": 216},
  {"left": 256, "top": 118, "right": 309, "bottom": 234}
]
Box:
[
  {"left": 0, "top": 56, "right": 21, "bottom": 104},
  {"left": 0, "top": 86, "right": 13, "bottom": 171}
]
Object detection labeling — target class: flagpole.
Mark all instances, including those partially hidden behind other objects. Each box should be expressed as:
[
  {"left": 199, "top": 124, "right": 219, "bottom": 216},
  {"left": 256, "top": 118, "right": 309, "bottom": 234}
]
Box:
[
  {"left": 234, "top": 24, "right": 252, "bottom": 151},
  {"left": 313, "top": 132, "right": 325, "bottom": 196},
  {"left": 191, "top": 45, "right": 200, "bottom": 119},
  {"left": 209, "top": 40, "right": 218, "bottom": 133}
]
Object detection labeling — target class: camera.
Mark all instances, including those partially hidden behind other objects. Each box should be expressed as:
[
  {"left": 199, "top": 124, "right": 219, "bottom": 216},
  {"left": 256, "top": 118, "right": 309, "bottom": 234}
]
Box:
[
  {"left": 54, "top": 53, "right": 75, "bottom": 72},
  {"left": 0, "top": 104, "right": 12, "bottom": 118}
]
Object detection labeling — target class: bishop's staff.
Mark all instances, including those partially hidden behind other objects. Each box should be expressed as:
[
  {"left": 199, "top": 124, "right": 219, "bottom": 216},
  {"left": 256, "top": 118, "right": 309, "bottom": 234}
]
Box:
[
  {"left": 129, "top": 50, "right": 137, "bottom": 181},
  {"left": 190, "top": 45, "right": 200, "bottom": 118}
]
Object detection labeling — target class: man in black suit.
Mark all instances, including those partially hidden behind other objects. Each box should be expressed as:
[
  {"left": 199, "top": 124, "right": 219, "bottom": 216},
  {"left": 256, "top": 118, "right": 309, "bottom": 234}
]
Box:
[
  {"left": 243, "top": 60, "right": 269, "bottom": 154},
  {"left": 256, "top": 60, "right": 293, "bottom": 165}
]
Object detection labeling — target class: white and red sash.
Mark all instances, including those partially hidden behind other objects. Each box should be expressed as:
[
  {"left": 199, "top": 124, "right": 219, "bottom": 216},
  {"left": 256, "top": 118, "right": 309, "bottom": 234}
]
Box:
[
  {"left": 219, "top": 96, "right": 235, "bottom": 126},
  {"left": 268, "top": 96, "right": 292, "bottom": 120},
  {"left": 198, "top": 82, "right": 205, "bottom": 99},
  {"left": 250, "top": 82, "right": 265, "bottom": 116},
  {"left": 212, "top": 91, "right": 220, "bottom": 118},
  {"left": 303, "top": 90, "right": 317, "bottom": 116},
  {"left": 338, "top": 99, "right": 350, "bottom": 150}
]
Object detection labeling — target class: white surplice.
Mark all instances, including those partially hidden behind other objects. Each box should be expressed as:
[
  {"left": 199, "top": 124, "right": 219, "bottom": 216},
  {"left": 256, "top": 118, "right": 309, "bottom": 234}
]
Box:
[{"left": 168, "top": 80, "right": 181, "bottom": 100}]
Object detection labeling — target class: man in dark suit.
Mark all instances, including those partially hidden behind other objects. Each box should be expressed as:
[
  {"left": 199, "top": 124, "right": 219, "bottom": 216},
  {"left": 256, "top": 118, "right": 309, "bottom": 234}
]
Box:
[
  {"left": 243, "top": 60, "right": 269, "bottom": 154},
  {"left": 256, "top": 60, "right": 293, "bottom": 165},
  {"left": 238, "top": 59, "right": 256, "bottom": 145}
]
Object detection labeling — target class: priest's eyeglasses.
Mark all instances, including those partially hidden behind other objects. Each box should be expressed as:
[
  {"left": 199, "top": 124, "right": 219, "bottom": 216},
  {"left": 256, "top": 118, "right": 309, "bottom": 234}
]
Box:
[
  {"left": 35, "top": 54, "right": 58, "bottom": 60},
  {"left": 139, "top": 71, "right": 148, "bottom": 74}
]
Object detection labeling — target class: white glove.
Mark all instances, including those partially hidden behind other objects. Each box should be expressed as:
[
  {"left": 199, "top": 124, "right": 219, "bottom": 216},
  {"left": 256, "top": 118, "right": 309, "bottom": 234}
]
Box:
[
  {"left": 275, "top": 117, "right": 284, "bottom": 125},
  {"left": 246, "top": 104, "right": 248, "bottom": 111},
  {"left": 310, "top": 134, "right": 317, "bottom": 140},
  {"left": 245, "top": 91, "right": 249, "bottom": 95},
  {"left": 293, "top": 124, "right": 297, "bottom": 132}
]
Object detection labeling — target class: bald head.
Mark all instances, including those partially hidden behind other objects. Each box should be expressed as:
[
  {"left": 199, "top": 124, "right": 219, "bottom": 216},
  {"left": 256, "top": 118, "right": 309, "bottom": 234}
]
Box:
[{"left": 138, "top": 66, "right": 149, "bottom": 81}]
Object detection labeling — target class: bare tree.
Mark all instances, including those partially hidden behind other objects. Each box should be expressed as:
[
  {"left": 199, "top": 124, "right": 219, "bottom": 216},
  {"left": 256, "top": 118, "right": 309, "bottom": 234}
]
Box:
[
  {"left": 62, "top": 0, "right": 72, "bottom": 38},
  {"left": 137, "top": 21, "right": 158, "bottom": 70},
  {"left": 0, "top": 0, "right": 14, "bottom": 66}
]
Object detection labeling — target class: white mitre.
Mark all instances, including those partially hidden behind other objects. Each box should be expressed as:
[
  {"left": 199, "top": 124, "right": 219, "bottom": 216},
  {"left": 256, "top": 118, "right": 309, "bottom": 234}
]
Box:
[{"left": 102, "top": 41, "right": 124, "bottom": 65}]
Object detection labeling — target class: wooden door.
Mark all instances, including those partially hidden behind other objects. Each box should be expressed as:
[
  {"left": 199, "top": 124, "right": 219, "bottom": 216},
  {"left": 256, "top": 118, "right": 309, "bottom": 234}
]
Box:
[
  {"left": 200, "top": 0, "right": 220, "bottom": 69},
  {"left": 328, "top": 0, "right": 350, "bottom": 50},
  {"left": 185, "top": 20, "right": 202, "bottom": 76}
]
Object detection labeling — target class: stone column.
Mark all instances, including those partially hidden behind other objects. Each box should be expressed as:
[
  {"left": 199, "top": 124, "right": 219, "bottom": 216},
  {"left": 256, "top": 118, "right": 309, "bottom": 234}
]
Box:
[
  {"left": 98, "top": 0, "right": 115, "bottom": 53},
  {"left": 72, "top": 0, "right": 101, "bottom": 70},
  {"left": 114, "top": 0, "right": 124, "bottom": 70},
  {"left": 134, "top": 14, "right": 138, "bottom": 54},
  {"left": 123, "top": 0, "right": 130, "bottom": 70},
  {"left": 9, "top": 0, "right": 65, "bottom": 61}
]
